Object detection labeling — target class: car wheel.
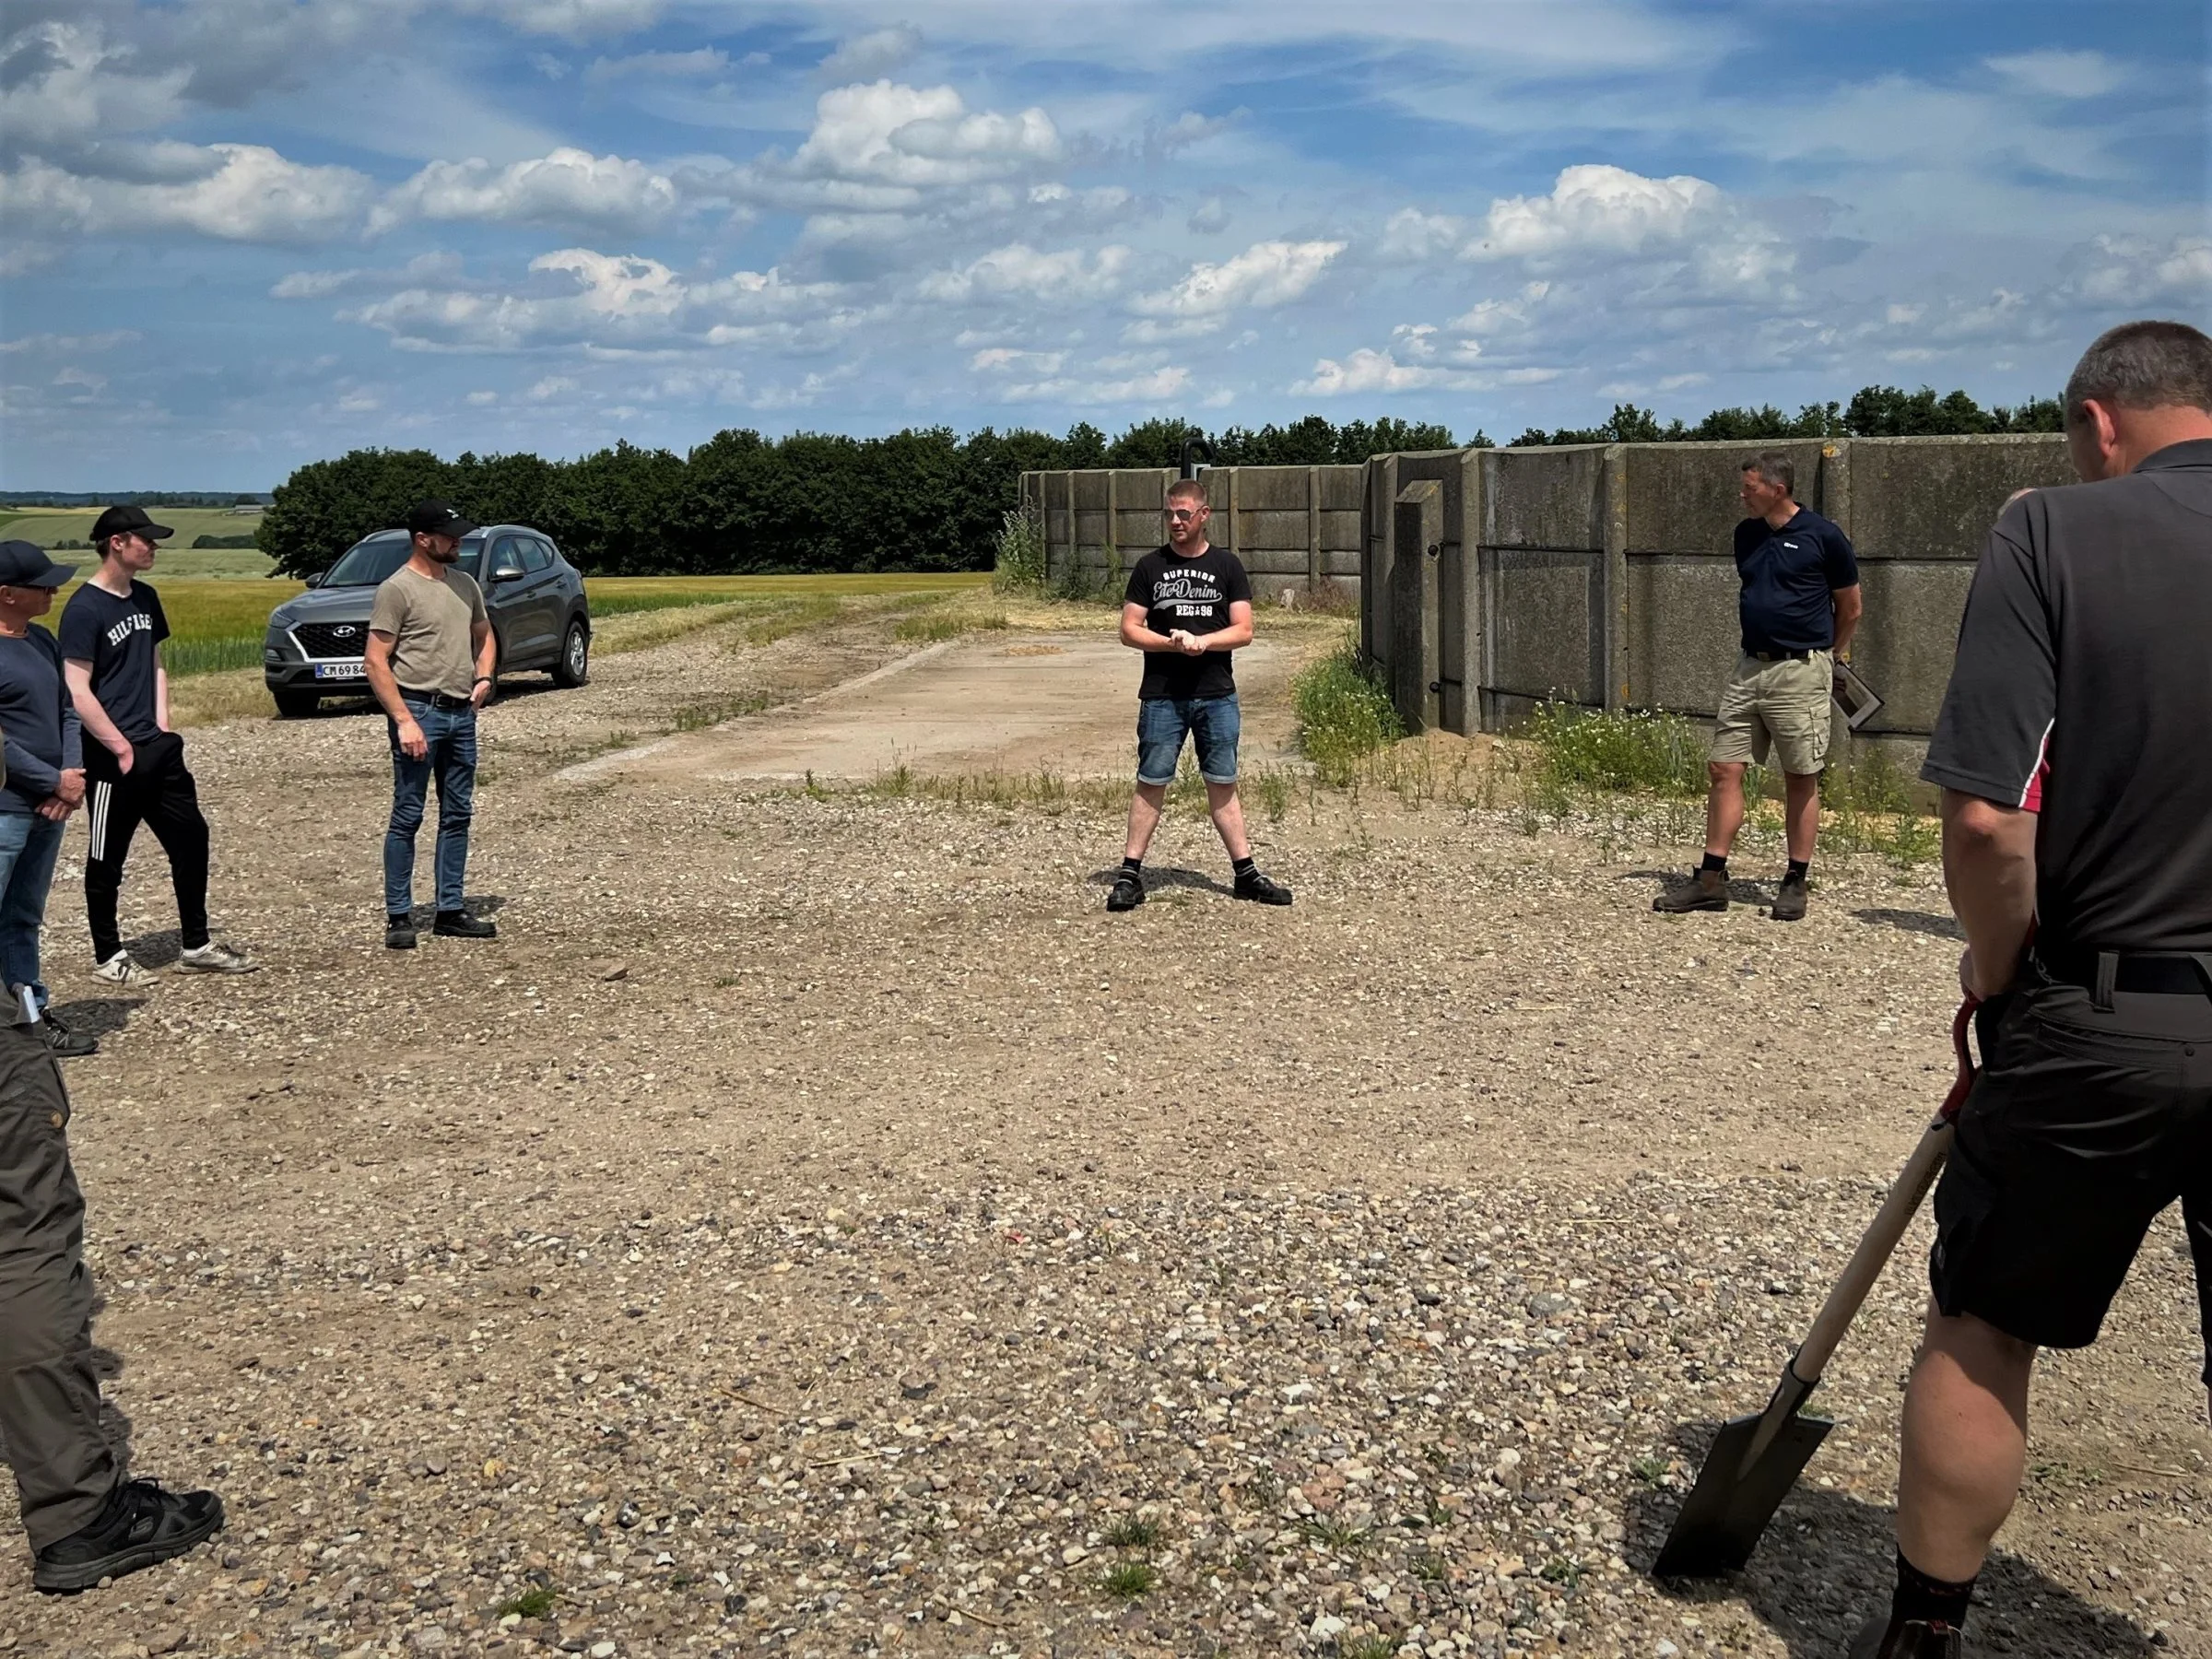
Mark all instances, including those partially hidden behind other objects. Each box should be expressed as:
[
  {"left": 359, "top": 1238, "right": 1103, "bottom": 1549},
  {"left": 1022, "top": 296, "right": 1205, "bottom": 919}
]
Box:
[
  {"left": 272, "top": 688, "right": 320, "bottom": 719},
  {"left": 552, "top": 618, "right": 590, "bottom": 688}
]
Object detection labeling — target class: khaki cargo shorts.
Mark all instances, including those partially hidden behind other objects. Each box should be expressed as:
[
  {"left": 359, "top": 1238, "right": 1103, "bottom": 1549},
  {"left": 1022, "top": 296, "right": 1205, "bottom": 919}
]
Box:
[{"left": 1711, "top": 651, "right": 1832, "bottom": 775}]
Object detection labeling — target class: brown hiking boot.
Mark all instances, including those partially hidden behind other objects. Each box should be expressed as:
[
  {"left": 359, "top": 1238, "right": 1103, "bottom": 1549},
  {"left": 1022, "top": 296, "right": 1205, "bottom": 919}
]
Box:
[
  {"left": 1771, "top": 871, "right": 1809, "bottom": 923},
  {"left": 1653, "top": 867, "right": 1728, "bottom": 913},
  {"left": 1847, "top": 1615, "right": 1962, "bottom": 1659}
]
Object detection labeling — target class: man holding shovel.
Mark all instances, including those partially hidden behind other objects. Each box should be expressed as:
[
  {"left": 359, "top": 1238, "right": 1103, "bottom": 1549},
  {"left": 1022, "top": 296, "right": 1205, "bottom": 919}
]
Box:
[{"left": 1853, "top": 320, "right": 2212, "bottom": 1657}]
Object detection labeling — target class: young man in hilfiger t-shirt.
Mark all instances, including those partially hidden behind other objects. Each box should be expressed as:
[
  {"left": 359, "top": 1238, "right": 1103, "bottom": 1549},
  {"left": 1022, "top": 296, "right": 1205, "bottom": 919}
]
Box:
[
  {"left": 57, "top": 506, "right": 256, "bottom": 985},
  {"left": 1107, "top": 477, "right": 1291, "bottom": 912}
]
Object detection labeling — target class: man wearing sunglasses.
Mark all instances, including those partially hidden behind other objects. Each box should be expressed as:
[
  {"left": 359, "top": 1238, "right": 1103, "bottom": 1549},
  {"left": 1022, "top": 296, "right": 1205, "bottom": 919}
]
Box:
[{"left": 1109, "top": 478, "right": 1291, "bottom": 912}]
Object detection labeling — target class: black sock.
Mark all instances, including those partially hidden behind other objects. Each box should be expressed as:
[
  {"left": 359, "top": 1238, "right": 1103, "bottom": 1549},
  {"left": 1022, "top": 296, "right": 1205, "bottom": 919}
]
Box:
[
  {"left": 1120, "top": 855, "right": 1143, "bottom": 878},
  {"left": 1232, "top": 855, "right": 1256, "bottom": 881},
  {"left": 1699, "top": 852, "right": 1728, "bottom": 874},
  {"left": 1786, "top": 858, "right": 1810, "bottom": 883},
  {"left": 1891, "top": 1549, "right": 1976, "bottom": 1631}
]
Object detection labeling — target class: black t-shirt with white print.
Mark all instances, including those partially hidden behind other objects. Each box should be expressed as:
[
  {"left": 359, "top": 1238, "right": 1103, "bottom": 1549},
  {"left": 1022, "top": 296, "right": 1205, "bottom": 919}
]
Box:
[
  {"left": 1921, "top": 440, "right": 2212, "bottom": 952},
  {"left": 58, "top": 578, "right": 171, "bottom": 745},
  {"left": 1123, "top": 543, "right": 1253, "bottom": 700}
]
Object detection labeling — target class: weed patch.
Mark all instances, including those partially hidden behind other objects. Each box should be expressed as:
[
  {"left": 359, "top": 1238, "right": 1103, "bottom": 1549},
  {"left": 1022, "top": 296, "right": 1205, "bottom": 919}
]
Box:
[
  {"left": 1526, "top": 700, "right": 1707, "bottom": 797},
  {"left": 991, "top": 503, "right": 1047, "bottom": 594},
  {"left": 495, "top": 1583, "right": 559, "bottom": 1618},
  {"left": 1291, "top": 633, "right": 1404, "bottom": 785},
  {"left": 1102, "top": 1514, "right": 1164, "bottom": 1549},
  {"left": 893, "top": 608, "right": 1010, "bottom": 643},
  {"left": 1099, "top": 1560, "right": 1157, "bottom": 1600}
]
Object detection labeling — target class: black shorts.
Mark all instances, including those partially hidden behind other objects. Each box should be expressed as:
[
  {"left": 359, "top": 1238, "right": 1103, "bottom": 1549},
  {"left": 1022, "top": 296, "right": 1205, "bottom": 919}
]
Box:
[{"left": 1930, "top": 972, "right": 2212, "bottom": 1385}]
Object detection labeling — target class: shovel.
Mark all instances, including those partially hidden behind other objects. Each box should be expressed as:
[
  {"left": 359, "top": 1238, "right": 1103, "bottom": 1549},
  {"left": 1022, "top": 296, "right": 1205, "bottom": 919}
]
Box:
[{"left": 1652, "top": 996, "right": 1983, "bottom": 1579}]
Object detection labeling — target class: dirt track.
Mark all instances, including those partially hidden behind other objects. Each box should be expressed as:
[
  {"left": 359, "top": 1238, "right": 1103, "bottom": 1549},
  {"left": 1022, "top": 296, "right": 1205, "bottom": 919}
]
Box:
[{"left": 7, "top": 602, "right": 2207, "bottom": 1659}]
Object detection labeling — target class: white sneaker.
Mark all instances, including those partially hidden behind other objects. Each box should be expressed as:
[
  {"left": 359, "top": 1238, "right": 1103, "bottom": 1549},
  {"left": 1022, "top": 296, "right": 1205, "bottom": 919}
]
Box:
[
  {"left": 90, "top": 951, "right": 159, "bottom": 987},
  {"left": 177, "top": 941, "right": 259, "bottom": 975}
]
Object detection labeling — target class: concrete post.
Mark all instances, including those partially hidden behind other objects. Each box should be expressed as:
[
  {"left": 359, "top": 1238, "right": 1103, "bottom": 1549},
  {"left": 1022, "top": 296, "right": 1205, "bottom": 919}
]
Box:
[
  {"left": 1362, "top": 455, "right": 1400, "bottom": 664},
  {"left": 1602, "top": 444, "right": 1631, "bottom": 712},
  {"left": 1106, "top": 468, "right": 1120, "bottom": 582},
  {"left": 1306, "top": 465, "right": 1323, "bottom": 592},
  {"left": 1392, "top": 478, "right": 1443, "bottom": 733}
]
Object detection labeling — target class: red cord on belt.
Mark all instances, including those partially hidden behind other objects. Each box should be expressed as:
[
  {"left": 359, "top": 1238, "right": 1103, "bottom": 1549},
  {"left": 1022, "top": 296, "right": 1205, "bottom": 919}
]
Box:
[{"left": 1939, "top": 995, "right": 1981, "bottom": 1123}]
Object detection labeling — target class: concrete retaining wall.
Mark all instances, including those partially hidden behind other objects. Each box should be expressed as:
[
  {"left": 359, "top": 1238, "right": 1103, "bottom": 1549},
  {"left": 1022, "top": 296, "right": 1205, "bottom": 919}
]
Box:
[
  {"left": 1018, "top": 465, "right": 1365, "bottom": 605},
  {"left": 1359, "top": 434, "right": 2076, "bottom": 769}
]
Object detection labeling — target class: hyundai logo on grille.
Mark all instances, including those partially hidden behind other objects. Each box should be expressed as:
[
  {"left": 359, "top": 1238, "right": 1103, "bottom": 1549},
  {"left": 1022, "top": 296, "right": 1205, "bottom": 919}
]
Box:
[{"left": 330, "top": 625, "right": 358, "bottom": 639}]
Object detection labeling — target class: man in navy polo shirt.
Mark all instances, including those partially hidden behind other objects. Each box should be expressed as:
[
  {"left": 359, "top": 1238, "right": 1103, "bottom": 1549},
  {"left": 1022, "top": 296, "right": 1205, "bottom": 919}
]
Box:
[{"left": 1654, "top": 451, "right": 1862, "bottom": 922}]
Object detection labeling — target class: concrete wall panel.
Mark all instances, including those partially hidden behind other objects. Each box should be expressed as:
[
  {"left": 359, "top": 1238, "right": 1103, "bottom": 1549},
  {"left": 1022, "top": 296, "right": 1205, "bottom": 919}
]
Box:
[
  {"left": 1485, "top": 446, "right": 1607, "bottom": 548},
  {"left": 1852, "top": 560, "right": 1975, "bottom": 734},
  {"left": 1485, "top": 547, "right": 1603, "bottom": 706},
  {"left": 1626, "top": 441, "right": 1834, "bottom": 552},
  {"left": 1626, "top": 554, "right": 1739, "bottom": 714},
  {"left": 1848, "top": 435, "right": 2070, "bottom": 560}
]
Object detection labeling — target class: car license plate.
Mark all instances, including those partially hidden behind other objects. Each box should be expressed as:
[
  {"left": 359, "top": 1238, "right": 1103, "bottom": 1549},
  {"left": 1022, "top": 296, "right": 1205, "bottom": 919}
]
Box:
[{"left": 313, "top": 662, "right": 366, "bottom": 680}]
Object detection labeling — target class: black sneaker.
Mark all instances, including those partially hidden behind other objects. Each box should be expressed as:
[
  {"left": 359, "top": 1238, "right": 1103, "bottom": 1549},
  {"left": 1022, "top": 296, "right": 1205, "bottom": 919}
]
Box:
[
  {"left": 1848, "top": 1615, "right": 1962, "bottom": 1659},
  {"left": 433, "top": 911, "right": 498, "bottom": 940},
  {"left": 1234, "top": 869, "right": 1293, "bottom": 906},
  {"left": 33, "top": 1478, "right": 224, "bottom": 1594},
  {"left": 1106, "top": 871, "right": 1146, "bottom": 912},
  {"left": 385, "top": 914, "right": 418, "bottom": 950},
  {"left": 41, "top": 1011, "right": 99, "bottom": 1058}
]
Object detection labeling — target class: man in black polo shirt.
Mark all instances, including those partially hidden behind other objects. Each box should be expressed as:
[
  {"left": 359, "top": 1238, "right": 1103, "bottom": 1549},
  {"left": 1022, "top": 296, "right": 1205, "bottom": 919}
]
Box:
[
  {"left": 1107, "top": 477, "right": 1290, "bottom": 912},
  {"left": 1848, "top": 320, "right": 2212, "bottom": 1659},
  {"left": 1654, "top": 453, "right": 1861, "bottom": 922},
  {"left": 59, "top": 507, "right": 255, "bottom": 983}
]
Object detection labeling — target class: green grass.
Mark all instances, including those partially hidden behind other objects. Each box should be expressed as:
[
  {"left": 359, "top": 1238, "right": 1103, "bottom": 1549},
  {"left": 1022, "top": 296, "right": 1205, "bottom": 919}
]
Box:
[
  {"left": 494, "top": 1583, "right": 559, "bottom": 1618},
  {"left": 1291, "top": 633, "right": 1405, "bottom": 785},
  {"left": 1538, "top": 1554, "right": 1585, "bottom": 1589},
  {"left": 991, "top": 504, "right": 1046, "bottom": 593},
  {"left": 1341, "top": 1638, "right": 1401, "bottom": 1659},
  {"left": 584, "top": 571, "right": 983, "bottom": 618},
  {"left": 1629, "top": 1453, "right": 1671, "bottom": 1487},
  {"left": 1102, "top": 1515, "right": 1164, "bottom": 1549},
  {"left": 1099, "top": 1560, "right": 1158, "bottom": 1600},
  {"left": 893, "top": 608, "right": 1009, "bottom": 643},
  {"left": 4, "top": 505, "right": 270, "bottom": 559},
  {"left": 1524, "top": 700, "right": 1708, "bottom": 797},
  {"left": 1293, "top": 1515, "right": 1371, "bottom": 1552}
]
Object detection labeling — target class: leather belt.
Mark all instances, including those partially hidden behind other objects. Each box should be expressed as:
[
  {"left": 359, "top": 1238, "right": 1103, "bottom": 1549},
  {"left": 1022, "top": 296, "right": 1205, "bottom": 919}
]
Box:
[
  {"left": 401, "top": 688, "right": 475, "bottom": 712},
  {"left": 1748, "top": 648, "right": 1814, "bottom": 662},
  {"left": 2036, "top": 947, "right": 2212, "bottom": 998}
]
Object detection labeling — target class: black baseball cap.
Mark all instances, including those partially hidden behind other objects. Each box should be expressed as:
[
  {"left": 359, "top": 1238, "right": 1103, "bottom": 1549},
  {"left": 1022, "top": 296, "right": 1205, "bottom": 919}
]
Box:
[
  {"left": 89, "top": 504, "right": 174, "bottom": 545},
  {"left": 0, "top": 540, "right": 76, "bottom": 588},
  {"left": 406, "top": 499, "right": 479, "bottom": 538}
]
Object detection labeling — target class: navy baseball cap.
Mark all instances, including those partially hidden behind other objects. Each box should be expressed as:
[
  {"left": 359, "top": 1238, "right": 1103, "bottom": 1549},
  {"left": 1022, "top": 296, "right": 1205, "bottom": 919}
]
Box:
[
  {"left": 90, "top": 504, "right": 173, "bottom": 544},
  {"left": 0, "top": 540, "right": 77, "bottom": 588},
  {"left": 406, "top": 499, "right": 479, "bottom": 538}
]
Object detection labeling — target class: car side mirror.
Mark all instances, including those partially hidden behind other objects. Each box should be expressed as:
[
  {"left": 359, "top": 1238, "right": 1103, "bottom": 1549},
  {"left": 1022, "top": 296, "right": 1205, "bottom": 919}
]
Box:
[
  {"left": 304, "top": 572, "right": 324, "bottom": 588},
  {"left": 491, "top": 564, "right": 524, "bottom": 582}
]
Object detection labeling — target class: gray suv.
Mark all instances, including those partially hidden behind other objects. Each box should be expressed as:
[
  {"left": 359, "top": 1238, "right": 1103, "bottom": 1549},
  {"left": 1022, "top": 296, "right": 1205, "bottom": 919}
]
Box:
[{"left": 264, "top": 523, "right": 591, "bottom": 717}]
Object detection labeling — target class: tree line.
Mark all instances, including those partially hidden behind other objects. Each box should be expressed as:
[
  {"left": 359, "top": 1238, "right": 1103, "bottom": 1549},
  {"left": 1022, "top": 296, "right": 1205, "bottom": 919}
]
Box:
[{"left": 254, "top": 386, "right": 2060, "bottom": 577}]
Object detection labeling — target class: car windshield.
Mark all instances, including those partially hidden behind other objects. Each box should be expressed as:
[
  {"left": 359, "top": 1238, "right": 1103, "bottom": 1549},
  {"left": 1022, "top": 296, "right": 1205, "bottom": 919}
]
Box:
[{"left": 323, "top": 534, "right": 484, "bottom": 586}]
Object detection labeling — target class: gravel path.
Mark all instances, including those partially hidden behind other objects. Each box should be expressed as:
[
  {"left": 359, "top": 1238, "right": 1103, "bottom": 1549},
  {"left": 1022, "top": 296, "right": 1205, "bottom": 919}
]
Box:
[{"left": 6, "top": 610, "right": 2206, "bottom": 1658}]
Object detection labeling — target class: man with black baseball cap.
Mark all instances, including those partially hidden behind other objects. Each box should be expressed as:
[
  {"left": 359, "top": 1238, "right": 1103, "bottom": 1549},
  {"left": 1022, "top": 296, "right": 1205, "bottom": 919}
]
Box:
[
  {"left": 0, "top": 541, "right": 96, "bottom": 1056},
  {"left": 1847, "top": 320, "right": 2212, "bottom": 1658},
  {"left": 365, "top": 500, "right": 498, "bottom": 947},
  {"left": 59, "top": 507, "right": 255, "bottom": 984}
]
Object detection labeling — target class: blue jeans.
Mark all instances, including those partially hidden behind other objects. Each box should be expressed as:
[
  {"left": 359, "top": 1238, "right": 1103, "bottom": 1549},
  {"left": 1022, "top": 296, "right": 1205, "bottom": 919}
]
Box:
[
  {"left": 384, "top": 698, "right": 477, "bottom": 917},
  {"left": 1136, "top": 694, "right": 1241, "bottom": 785},
  {"left": 0, "top": 811, "right": 65, "bottom": 1010}
]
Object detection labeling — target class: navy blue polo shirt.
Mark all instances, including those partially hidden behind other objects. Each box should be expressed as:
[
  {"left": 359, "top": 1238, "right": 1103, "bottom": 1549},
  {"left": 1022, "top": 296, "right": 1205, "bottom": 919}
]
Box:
[{"left": 1734, "top": 508, "right": 1859, "bottom": 653}]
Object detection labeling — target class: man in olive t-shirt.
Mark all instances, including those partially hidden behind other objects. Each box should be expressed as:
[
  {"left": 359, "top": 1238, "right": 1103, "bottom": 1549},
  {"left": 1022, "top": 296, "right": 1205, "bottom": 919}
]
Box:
[{"left": 363, "top": 500, "right": 498, "bottom": 949}]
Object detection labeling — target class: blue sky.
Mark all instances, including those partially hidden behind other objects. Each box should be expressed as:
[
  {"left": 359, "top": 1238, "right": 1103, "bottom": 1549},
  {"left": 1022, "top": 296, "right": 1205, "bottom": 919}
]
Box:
[{"left": 2, "top": 0, "right": 2206, "bottom": 489}]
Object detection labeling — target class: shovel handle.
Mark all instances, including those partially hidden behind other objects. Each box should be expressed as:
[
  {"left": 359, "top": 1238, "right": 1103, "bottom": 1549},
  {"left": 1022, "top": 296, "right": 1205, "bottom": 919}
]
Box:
[{"left": 1790, "top": 998, "right": 1979, "bottom": 1386}]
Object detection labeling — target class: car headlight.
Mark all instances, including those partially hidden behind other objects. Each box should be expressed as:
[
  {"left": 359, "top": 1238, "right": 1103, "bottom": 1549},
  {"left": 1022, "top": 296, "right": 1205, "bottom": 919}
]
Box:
[{"left": 269, "top": 607, "right": 295, "bottom": 629}]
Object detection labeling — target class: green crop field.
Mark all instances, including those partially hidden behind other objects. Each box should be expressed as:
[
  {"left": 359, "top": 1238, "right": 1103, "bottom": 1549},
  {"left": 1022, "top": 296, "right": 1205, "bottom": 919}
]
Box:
[
  {"left": 35, "top": 569, "right": 990, "bottom": 680},
  {"left": 0, "top": 506, "right": 275, "bottom": 572}
]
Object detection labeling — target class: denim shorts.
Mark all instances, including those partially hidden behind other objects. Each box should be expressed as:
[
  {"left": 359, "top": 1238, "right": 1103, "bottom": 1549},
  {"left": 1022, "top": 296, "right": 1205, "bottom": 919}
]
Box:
[{"left": 1136, "top": 694, "right": 1240, "bottom": 785}]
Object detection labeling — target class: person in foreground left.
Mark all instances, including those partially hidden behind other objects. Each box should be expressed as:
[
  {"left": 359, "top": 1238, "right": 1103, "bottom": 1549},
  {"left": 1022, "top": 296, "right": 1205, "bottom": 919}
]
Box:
[{"left": 0, "top": 999, "right": 223, "bottom": 1590}]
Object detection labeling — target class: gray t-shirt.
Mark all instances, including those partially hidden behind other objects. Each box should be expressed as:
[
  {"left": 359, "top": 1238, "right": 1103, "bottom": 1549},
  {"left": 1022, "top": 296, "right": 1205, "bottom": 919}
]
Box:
[
  {"left": 369, "top": 566, "right": 488, "bottom": 699},
  {"left": 1921, "top": 438, "right": 2212, "bottom": 951}
]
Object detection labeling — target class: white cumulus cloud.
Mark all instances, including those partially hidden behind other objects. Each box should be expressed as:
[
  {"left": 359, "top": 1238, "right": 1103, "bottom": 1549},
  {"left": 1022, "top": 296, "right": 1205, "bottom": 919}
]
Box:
[
  {"left": 372, "top": 148, "right": 680, "bottom": 235},
  {"left": 1131, "top": 239, "right": 1348, "bottom": 325},
  {"left": 1, "top": 143, "right": 371, "bottom": 244},
  {"left": 2062, "top": 234, "right": 2212, "bottom": 307},
  {"left": 1000, "top": 365, "right": 1191, "bottom": 405},
  {"left": 919, "top": 243, "right": 1131, "bottom": 303},
  {"left": 820, "top": 25, "right": 923, "bottom": 83},
  {"left": 1293, "top": 349, "right": 1478, "bottom": 395},
  {"left": 793, "top": 81, "right": 1061, "bottom": 187}
]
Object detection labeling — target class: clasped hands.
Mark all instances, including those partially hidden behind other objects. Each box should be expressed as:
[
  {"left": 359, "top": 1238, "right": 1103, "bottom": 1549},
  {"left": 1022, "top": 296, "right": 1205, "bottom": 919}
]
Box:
[{"left": 1167, "top": 629, "right": 1207, "bottom": 656}]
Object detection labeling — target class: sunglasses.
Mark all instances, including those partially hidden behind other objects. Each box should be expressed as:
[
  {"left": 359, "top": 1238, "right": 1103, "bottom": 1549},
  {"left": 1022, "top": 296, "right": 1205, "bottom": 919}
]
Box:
[{"left": 1166, "top": 509, "right": 1201, "bottom": 521}]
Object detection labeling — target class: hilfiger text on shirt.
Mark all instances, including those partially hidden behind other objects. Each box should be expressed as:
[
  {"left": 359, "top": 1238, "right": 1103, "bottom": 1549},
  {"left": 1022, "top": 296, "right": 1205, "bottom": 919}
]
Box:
[{"left": 105, "top": 612, "right": 155, "bottom": 648}]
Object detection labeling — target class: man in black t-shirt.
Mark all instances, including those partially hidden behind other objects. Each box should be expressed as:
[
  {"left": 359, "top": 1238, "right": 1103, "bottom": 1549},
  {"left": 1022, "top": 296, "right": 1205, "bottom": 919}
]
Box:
[
  {"left": 1107, "top": 478, "right": 1290, "bottom": 912},
  {"left": 58, "top": 506, "right": 255, "bottom": 985},
  {"left": 1846, "top": 321, "right": 2212, "bottom": 1659}
]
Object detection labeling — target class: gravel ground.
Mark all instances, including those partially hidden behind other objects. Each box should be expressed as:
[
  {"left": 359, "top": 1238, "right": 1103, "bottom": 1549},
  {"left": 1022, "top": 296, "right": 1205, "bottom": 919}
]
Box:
[{"left": 6, "top": 607, "right": 2206, "bottom": 1659}]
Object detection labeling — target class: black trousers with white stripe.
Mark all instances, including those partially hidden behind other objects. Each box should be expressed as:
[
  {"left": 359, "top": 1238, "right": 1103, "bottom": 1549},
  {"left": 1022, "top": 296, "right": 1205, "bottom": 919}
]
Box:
[{"left": 83, "top": 733, "right": 209, "bottom": 965}]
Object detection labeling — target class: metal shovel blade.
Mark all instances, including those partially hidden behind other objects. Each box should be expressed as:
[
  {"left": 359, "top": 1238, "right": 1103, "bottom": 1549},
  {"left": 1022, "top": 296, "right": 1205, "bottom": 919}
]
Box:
[{"left": 1651, "top": 1371, "right": 1832, "bottom": 1578}]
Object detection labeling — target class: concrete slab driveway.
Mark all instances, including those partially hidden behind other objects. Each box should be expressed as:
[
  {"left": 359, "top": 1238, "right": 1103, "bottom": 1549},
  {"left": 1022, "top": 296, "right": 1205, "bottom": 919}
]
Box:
[{"left": 569, "top": 629, "right": 1303, "bottom": 784}]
